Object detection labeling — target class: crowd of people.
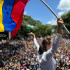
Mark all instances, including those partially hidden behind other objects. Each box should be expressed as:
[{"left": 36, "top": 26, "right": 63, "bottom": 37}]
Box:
[
  {"left": 0, "top": 35, "right": 70, "bottom": 70},
  {"left": 54, "top": 38, "right": 70, "bottom": 70}
]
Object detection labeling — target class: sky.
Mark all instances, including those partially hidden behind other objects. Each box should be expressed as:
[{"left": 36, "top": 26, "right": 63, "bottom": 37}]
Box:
[{"left": 24, "top": 0, "right": 70, "bottom": 25}]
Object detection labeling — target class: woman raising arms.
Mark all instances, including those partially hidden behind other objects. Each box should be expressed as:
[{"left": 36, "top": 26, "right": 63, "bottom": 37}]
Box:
[{"left": 29, "top": 18, "right": 64, "bottom": 70}]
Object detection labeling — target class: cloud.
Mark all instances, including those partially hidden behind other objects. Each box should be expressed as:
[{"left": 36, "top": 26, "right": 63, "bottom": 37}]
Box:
[
  {"left": 24, "top": 11, "right": 27, "bottom": 15},
  {"left": 47, "top": 19, "right": 57, "bottom": 25},
  {"left": 57, "top": 0, "right": 70, "bottom": 11},
  {"left": 26, "top": 24, "right": 35, "bottom": 28},
  {"left": 58, "top": 11, "right": 65, "bottom": 17}
]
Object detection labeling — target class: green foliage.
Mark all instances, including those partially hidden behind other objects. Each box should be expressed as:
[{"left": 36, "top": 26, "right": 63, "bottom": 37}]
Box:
[
  {"left": 51, "top": 25, "right": 57, "bottom": 33},
  {"left": 22, "top": 15, "right": 42, "bottom": 26},
  {"left": 61, "top": 11, "right": 70, "bottom": 31},
  {"left": 17, "top": 15, "right": 53, "bottom": 37}
]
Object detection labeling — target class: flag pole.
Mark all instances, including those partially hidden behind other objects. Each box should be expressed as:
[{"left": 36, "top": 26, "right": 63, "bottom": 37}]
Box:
[
  {"left": 41, "top": 0, "right": 70, "bottom": 34},
  {"left": 9, "top": 32, "right": 11, "bottom": 40}
]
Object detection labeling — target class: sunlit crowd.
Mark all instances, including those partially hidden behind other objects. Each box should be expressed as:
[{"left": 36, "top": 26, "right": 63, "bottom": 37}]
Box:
[{"left": 0, "top": 35, "right": 70, "bottom": 70}]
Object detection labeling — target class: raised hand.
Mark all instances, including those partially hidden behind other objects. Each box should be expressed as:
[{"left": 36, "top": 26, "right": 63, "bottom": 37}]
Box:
[
  {"left": 57, "top": 18, "right": 64, "bottom": 34},
  {"left": 29, "top": 32, "right": 35, "bottom": 38}
]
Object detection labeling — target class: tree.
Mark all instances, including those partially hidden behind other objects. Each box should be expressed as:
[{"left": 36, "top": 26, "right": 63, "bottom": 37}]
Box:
[
  {"left": 33, "top": 24, "right": 52, "bottom": 37},
  {"left": 61, "top": 11, "right": 70, "bottom": 31},
  {"left": 22, "top": 15, "right": 42, "bottom": 26},
  {"left": 16, "top": 15, "right": 52, "bottom": 38}
]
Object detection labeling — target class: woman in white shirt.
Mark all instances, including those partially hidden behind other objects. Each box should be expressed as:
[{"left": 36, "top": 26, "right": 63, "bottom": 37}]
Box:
[{"left": 29, "top": 18, "right": 64, "bottom": 70}]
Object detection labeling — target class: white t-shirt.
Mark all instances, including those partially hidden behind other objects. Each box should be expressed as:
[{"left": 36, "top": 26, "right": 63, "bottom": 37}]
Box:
[{"left": 34, "top": 35, "right": 62, "bottom": 70}]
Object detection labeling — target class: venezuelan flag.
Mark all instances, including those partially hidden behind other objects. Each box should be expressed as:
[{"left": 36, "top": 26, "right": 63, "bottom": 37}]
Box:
[{"left": 0, "top": 0, "right": 29, "bottom": 37}]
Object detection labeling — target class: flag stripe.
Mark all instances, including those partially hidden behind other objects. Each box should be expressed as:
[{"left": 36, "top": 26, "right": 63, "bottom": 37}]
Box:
[
  {"left": 11, "top": 0, "right": 29, "bottom": 37},
  {"left": 11, "top": 13, "right": 23, "bottom": 37},
  {"left": 11, "top": 0, "right": 28, "bottom": 24},
  {"left": 3, "top": 0, "right": 16, "bottom": 32},
  {"left": 0, "top": 0, "right": 4, "bottom": 32}
]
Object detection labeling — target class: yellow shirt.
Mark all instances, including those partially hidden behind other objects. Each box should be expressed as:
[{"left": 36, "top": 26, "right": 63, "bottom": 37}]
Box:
[{"left": 0, "top": 0, "right": 4, "bottom": 32}]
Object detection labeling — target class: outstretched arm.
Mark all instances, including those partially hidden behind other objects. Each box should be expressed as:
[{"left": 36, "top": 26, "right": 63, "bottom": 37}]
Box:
[
  {"left": 43, "top": 18, "right": 63, "bottom": 59},
  {"left": 29, "top": 32, "right": 40, "bottom": 51},
  {"left": 51, "top": 18, "right": 63, "bottom": 53},
  {"left": 34, "top": 38, "right": 40, "bottom": 51}
]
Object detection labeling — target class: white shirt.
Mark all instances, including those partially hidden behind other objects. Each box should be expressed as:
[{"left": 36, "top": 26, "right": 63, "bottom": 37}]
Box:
[{"left": 34, "top": 35, "right": 62, "bottom": 70}]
